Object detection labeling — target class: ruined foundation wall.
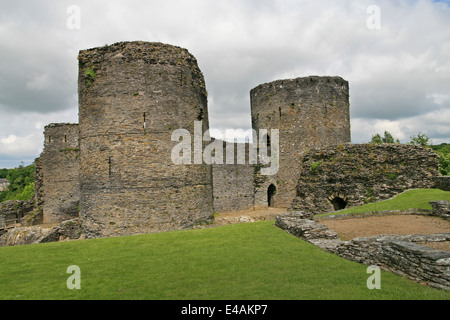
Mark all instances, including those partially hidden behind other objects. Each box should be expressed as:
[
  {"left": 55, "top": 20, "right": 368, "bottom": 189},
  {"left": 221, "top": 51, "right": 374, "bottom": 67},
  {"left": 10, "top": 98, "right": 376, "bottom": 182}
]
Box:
[
  {"left": 291, "top": 143, "right": 440, "bottom": 214},
  {"left": 41, "top": 123, "right": 80, "bottom": 224},
  {"left": 250, "top": 76, "right": 351, "bottom": 208},
  {"left": 78, "top": 41, "right": 213, "bottom": 238}
]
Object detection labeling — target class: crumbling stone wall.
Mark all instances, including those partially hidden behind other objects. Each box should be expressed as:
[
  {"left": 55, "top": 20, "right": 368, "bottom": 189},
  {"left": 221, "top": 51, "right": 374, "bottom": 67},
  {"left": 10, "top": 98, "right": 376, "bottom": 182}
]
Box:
[
  {"left": 430, "top": 200, "right": 450, "bottom": 219},
  {"left": 40, "top": 123, "right": 80, "bottom": 224},
  {"left": 78, "top": 41, "right": 213, "bottom": 238},
  {"left": 276, "top": 212, "right": 450, "bottom": 290},
  {"left": 0, "top": 200, "right": 35, "bottom": 229},
  {"left": 291, "top": 143, "right": 440, "bottom": 214},
  {"left": 0, "top": 218, "right": 82, "bottom": 246},
  {"left": 250, "top": 76, "right": 351, "bottom": 209},
  {"left": 33, "top": 156, "right": 44, "bottom": 209},
  {"left": 434, "top": 176, "right": 450, "bottom": 191}
]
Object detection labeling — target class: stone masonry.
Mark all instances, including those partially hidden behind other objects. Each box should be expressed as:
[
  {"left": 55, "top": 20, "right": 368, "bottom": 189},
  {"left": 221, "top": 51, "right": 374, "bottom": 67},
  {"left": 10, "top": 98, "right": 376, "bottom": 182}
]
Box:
[
  {"left": 250, "top": 76, "right": 351, "bottom": 208},
  {"left": 276, "top": 212, "right": 450, "bottom": 290},
  {"left": 0, "top": 200, "right": 35, "bottom": 230},
  {"left": 291, "top": 143, "right": 440, "bottom": 214},
  {"left": 5, "top": 40, "right": 444, "bottom": 243},
  {"left": 212, "top": 141, "right": 255, "bottom": 213},
  {"left": 77, "top": 41, "right": 213, "bottom": 238},
  {"left": 39, "top": 123, "right": 80, "bottom": 224}
]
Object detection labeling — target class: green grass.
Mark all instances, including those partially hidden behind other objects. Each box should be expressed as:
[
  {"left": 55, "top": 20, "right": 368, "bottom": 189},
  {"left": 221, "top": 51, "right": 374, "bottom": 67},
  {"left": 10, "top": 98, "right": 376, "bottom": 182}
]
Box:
[
  {"left": 0, "top": 221, "right": 448, "bottom": 300},
  {"left": 319, "top": 189, "right": 450, "bottom": 217}
]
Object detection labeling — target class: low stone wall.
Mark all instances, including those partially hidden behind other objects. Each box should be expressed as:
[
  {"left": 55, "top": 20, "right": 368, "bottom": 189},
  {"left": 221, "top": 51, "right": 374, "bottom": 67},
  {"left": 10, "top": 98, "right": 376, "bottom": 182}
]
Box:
[
  {"left": 434, "top": 176, "right": 450, "bottom": 191},
  {"left": 429, "top": 200, "right": 450, "bottom": 219},
  {"left": 275, "top": 212, "right": 450, "bottom": 290},
  {"left": 290, "top": 144, "right": 440, "bottom": 214},
  {"left": 0, "top": 200, "right": 35, "bottom": 229}
]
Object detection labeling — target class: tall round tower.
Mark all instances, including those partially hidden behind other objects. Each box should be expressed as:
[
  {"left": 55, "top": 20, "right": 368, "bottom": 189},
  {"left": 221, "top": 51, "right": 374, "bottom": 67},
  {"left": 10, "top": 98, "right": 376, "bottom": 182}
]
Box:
[
  {"left": 250, "top": 76, "right": 351, "bottom": 208},
  {"left": 78, "top": 41, "right": 213, "bottom": 238},
  {"left": 41, "top": 123, "right": 80, "bottom": 224}
]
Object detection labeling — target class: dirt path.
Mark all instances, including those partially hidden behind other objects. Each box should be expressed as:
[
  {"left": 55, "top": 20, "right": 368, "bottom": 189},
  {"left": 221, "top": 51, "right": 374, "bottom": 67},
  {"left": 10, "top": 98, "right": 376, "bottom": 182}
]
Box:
[
  {"left": 317, "top": 214, "right": 450, "bottom": 249},
  {"left": 210, "top": 208, "right": 450, "bottom": 251}
]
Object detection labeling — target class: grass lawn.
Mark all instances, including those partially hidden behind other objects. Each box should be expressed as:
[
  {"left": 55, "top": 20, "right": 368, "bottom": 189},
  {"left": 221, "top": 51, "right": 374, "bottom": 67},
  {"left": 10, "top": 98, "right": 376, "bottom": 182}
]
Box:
[
  {"left": 319, "top": 188, "right": 450, "bottom": 217},
  {"left": 0, "top": 220, "right": 448, "bottom": 300}
]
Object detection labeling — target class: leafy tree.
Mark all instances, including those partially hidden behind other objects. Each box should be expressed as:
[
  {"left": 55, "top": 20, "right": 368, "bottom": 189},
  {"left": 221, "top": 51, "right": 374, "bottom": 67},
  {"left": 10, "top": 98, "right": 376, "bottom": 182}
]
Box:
[
  {"left": 0, "top": 164, "right": 36, "bottom": 203},
  {"left": 370, "top": 131, "right": 400, "bottom": 144},
  {"left": 410, "top": 133, "right": 431, "bottom": 146},
  {"left": 0, "top": 168, "right": 8, "bottom": 179},
  {"left": 430, "top": 143, "right": 450, "bottom": 176},
  {"left": 438, "top": 155, "right": 450, "bottom": 176}
]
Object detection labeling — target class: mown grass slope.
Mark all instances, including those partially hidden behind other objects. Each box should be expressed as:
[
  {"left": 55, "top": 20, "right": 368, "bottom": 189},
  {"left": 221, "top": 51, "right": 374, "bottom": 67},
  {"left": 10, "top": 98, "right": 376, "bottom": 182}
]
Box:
[
  {"left": 0, "top": 221, "right": 448, "bottom": 300},
  {"left": 319, "top": 189, "right": 450, "bottom": 217}
]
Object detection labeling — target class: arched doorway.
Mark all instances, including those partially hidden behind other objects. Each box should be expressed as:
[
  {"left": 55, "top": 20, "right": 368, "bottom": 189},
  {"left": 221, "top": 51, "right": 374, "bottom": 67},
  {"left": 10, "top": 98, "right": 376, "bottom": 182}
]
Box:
[
  {"left": 267, "top": 184, "right": 276, "bottom": 207},
  {"left": 330, "top": 197, "right": 347, "bottom": 211}
]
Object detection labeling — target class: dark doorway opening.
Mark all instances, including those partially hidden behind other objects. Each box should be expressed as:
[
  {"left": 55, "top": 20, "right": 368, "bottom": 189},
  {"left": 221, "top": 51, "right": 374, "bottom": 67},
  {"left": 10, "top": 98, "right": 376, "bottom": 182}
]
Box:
[
  {"left": 330, "top": 197, "right": 347, "bottom": 211},
  {"left": 268, "top": 184, "right": 276, "bottom": 207}
]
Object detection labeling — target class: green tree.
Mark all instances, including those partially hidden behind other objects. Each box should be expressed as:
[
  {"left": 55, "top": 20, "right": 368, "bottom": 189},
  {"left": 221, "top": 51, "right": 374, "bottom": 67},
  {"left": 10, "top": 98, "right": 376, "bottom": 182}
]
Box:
[
  {"left": 0, "top": 164, "right": 36, "bottom": 203},
  {"left": 370, "top": 131, "right": 400, "bottom": 144},
  {"left": 430, "top": 143, "right": 450, "bottom": 176},
  {"left": 410, "top": 133, "right": 431, "bottom": 146}
]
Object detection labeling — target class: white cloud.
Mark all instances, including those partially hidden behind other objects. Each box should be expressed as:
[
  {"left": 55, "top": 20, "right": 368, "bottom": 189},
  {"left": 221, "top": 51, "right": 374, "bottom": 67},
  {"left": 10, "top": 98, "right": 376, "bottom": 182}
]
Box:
[
  {"left": 352, "top": 107, "right": 450, "bottom": 144},
  {"left": 0, "top": 108, "right": 78, "bottom": 166},
  {"left": 0, "top": 0, "right": 449, "bottom": 168},
  {"left": 0, "top": 134, "right": 41, "bottom": 156},
  {"left": 428, "top": 93, "right": 450, "bottom": 105}
]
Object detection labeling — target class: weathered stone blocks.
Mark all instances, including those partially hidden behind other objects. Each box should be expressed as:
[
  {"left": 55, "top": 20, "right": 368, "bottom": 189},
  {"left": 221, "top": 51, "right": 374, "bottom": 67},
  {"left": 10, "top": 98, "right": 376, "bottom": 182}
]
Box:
[
  {"left": 291, "top": 143, "right": 440, "bottom": 214},
  {"left": 250, "top": 76, "right": 351, "bottom": 208},
  {"left": 78, "top": 41, "right": 213, "bottom": 238},
  {"left": 276, "top": 212, "right": 450, "bottom": 290},
  {"left": 39, "top": 123, "right": 80, "bottom": 224},
  {"left": 430, "top": 200, "right": 450, "bottom": 219}
]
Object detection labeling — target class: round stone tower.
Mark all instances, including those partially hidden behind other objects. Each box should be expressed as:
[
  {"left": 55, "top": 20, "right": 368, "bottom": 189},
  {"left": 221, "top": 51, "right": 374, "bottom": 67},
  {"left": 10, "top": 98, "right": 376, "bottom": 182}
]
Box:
[
  {"left": 41, "top": 123, "right": 80, "bottom": 224},
  {"left": 77, "top": 41, "right": 213, "bottom": 238},
  {"left": 250, "top": 76, "right": 351, "bottom": 208}
]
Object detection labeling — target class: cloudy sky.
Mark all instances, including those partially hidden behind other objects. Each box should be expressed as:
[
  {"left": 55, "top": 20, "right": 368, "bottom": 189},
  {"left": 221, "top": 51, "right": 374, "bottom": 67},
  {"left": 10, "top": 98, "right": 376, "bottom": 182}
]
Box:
[{"left": 0, "top": 0, "right": 449, "bottom": 168}]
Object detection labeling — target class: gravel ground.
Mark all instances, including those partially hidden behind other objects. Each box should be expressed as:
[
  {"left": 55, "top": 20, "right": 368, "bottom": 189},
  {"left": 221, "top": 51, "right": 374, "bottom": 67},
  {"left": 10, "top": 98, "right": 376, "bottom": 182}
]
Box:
[{"left": 317, "top": 214, "right": 450, "bottom": 251}]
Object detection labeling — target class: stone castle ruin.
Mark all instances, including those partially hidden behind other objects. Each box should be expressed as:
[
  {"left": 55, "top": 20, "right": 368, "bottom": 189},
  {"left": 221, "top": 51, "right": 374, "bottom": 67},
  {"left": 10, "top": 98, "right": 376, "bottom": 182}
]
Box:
[{"left": 1, "top": 41, "right": 445, "bottom": 242}]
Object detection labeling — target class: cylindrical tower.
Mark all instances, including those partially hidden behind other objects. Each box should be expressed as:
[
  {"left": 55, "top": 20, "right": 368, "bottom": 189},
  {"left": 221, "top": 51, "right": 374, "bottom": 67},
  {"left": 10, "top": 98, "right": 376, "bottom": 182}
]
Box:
[
  {"left": 250, "top": 76, "right": 351, "bottom": 208},
  {"left": 41, "top": 123, "right": 80, "bottom": 224},
  {"left": 78, "top": 41, "right": 213, "bottom": 238}
]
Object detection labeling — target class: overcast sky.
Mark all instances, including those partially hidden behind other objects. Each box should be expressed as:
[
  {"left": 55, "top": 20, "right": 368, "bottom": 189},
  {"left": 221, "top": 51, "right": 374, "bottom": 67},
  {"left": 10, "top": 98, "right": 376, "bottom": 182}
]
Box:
[{"left": 0, "top": 0, "right": 449, "bottom": 168}]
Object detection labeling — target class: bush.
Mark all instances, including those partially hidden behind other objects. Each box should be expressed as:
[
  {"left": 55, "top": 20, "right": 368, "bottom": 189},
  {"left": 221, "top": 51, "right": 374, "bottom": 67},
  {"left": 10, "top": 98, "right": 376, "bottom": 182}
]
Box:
[
  {"left": 370, "top": 131, "right": 400, "bottom": 144},
  {"left": 430, "top": 144, "right": 450, "bottom": 176},
  {"left": 0, "top": 164, "right": 35, "bottom": 203}
]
